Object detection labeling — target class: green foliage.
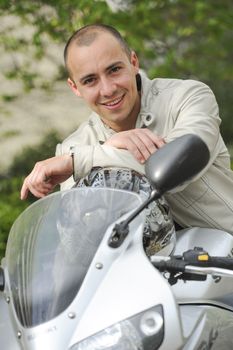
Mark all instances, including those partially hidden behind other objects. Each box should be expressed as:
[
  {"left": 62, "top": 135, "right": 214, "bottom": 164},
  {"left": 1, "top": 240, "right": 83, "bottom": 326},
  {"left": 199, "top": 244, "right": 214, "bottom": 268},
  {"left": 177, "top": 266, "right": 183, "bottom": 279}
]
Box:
[
  {"left": 0, "top": 177, "right": 29, "bottom": 259},
  {"left": 1, "top": 0, "right": 232, "bottom": 142},
  {"left": 1, "top": 129, "right": 20, "bottom": 139},
  {"left": 8, "top": 130, "right": 62, "bottom": 176},
  {"left": 0, "top": 130, "right": 62, "bottom": 260},
  {"left": 2, "top": 94, "right": 17, "bottom": 102}
]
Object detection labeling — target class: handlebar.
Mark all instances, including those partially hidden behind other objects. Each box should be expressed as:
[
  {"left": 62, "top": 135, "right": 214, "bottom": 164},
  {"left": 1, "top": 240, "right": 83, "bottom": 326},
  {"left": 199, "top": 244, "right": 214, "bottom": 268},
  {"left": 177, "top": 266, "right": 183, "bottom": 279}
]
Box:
[
  {"left": 182, "top": 248, "right": 233, "bottom": 269},
  {"left": 150, "top": 247, "right": 233, "bottom": 285}
]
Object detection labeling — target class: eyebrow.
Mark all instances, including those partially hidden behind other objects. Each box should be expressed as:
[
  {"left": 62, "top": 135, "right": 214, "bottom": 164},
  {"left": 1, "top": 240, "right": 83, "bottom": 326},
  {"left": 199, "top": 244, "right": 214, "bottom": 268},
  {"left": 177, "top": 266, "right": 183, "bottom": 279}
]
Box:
[
  {"left": 79, "top": 61, "right": 124, "bottom": 84},
  {"left": 106, "top": 61, "right": 124, "bottom": 71}
]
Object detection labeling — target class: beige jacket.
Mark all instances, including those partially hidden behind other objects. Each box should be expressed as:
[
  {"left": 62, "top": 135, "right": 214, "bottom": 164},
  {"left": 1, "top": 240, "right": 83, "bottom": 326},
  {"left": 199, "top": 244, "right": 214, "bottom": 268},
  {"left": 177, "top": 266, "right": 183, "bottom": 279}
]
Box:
[{"left": 56, "top": 75, "right": 233, "bottom": 233}]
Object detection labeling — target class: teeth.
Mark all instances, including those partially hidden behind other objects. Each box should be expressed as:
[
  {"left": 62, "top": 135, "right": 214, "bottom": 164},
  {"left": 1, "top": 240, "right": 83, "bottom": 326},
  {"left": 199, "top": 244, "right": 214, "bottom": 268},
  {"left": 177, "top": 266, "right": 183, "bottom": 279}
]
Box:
[{"left": 105, "top": 96, "right": 122, "bottom": 106}]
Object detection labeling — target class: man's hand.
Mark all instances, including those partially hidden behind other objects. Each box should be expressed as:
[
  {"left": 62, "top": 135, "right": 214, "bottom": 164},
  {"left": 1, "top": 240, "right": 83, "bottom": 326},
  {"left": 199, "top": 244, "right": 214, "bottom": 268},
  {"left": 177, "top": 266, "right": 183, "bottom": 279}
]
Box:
[
  {"left": 104, "top": 129, "right": 165, "bottom": 163},
  {"left": 20, "top": 154, "right": 73, "bottom": 200}
]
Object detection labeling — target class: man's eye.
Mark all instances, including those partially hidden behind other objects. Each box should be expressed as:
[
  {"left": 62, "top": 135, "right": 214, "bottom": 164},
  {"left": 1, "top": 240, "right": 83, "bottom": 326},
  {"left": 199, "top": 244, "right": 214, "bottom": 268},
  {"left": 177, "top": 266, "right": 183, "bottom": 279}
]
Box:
[
  {"left": 83, "top": 78, "right": 95, "bottom": 85},
  {"left": 111, "top": 66, "right": 121, "bottom": 73}
]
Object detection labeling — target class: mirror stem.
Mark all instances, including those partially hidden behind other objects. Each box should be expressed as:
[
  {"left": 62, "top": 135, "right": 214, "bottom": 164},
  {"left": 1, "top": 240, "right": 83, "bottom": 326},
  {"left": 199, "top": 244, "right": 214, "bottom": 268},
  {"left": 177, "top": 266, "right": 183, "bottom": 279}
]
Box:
[{"left": 108, "top": 189, "right": 160, "bottom": 248}]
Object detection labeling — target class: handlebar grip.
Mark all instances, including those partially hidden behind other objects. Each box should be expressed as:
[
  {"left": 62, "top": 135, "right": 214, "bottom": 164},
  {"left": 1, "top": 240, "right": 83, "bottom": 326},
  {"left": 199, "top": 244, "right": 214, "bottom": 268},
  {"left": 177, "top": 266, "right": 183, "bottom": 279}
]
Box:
[
  {"left": 0, "top": 267, "right": 4, "bottom": 292},
  {"left": 152, "top": 259, "right": 187, "bottom": 272},
  {"left": 208, "top": 257, "right": 233, "bottom": 269},
  {"left": 152, "top": 256, "right": 233, "bottom": 272}
]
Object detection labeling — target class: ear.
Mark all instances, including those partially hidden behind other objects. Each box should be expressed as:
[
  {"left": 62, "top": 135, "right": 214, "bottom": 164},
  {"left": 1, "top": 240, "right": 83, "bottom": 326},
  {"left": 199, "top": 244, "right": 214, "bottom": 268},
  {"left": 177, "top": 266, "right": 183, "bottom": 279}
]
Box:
[
  {"left": 67, "top": 78, "right": 82, "bottom": 97},
  {"left": 130, "top": 51, "right": 139, "bottom": 73}
]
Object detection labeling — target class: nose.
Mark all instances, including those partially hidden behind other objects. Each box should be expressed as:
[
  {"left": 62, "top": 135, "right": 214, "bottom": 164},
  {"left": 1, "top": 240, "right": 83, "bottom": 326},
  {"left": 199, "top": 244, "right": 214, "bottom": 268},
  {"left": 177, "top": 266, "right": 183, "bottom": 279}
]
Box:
[{"left": 99, "top": 77, "right": 117, "bottom": 97}]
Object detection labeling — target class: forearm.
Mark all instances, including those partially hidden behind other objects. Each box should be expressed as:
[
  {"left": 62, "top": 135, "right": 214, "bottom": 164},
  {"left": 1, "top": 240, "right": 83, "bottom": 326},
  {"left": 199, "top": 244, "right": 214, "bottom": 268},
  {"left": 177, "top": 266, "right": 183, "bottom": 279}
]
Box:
[{"left": 72, "top": 143, "right": 145, "bottom": 181}]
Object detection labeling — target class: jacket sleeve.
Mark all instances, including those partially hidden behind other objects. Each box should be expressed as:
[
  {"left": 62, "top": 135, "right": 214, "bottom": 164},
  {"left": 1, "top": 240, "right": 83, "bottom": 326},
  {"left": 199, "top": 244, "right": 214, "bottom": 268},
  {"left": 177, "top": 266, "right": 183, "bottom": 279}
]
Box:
[
  {"left": 164, "top": 80, "right": 224, "bottom": 188},
  {"left": 55, "top": 125, "right": 145, "bottom": 190},
  {"left": 165, "top": 80, "right": 221, "bottom": 154}
]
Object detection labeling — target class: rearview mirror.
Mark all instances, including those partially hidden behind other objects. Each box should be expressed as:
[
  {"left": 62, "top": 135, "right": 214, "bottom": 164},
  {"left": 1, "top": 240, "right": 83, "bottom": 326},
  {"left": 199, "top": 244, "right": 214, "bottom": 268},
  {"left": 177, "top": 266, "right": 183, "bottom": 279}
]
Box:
[{"left": 145, "top": 134, "right": 210, "bottom": 196}]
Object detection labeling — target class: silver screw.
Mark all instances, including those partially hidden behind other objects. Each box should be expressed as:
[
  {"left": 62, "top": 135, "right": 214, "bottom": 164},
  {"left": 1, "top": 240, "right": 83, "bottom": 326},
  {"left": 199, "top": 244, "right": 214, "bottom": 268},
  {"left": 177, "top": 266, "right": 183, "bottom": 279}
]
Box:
[
  {"left": 68, "top": 312, "right": 76, "bottom": 319},
  {"left": 17, "top": 331, "right": 22, "bottom": 339},
  {"left": 95, "top": 262, "right": 103, "bottom": 269}
]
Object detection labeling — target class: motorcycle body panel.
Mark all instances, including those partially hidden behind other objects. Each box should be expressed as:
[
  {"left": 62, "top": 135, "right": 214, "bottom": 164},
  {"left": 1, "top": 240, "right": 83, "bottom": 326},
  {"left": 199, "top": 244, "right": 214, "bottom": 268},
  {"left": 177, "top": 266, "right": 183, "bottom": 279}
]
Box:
[
  {"left": 173, "top": 227, "right": 233, "bottom": 309},
  {"left": 0, "top": 187, "right": 233, "bottom": 350},
  {"left": 68, "top": 229, "right": 183, "bottom": 349},
  {"left": 0, "top": 291, "right": 19, "bottom": 349},
  {"left": 181, "top": 305, "right": 233, "bottom": 349}
]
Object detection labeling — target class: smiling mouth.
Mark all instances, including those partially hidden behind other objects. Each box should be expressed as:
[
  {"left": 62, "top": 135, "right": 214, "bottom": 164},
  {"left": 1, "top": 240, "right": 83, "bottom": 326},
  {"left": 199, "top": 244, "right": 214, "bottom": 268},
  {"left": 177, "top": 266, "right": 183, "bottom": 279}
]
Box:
[{"left": 101, "top": 94, "right": 125, "bottom": 107}]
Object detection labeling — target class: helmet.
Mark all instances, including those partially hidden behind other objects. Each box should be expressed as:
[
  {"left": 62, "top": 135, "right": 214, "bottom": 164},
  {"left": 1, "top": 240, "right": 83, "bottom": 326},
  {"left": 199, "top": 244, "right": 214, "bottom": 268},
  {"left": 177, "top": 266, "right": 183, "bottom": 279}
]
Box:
[{"left": 76, "top": 167, "right": 175, "bottom": 256}]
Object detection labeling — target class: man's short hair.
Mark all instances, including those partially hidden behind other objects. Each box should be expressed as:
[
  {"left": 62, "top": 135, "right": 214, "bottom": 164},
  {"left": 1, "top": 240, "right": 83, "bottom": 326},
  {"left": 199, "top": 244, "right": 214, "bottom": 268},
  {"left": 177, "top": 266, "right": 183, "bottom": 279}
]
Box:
[{"left": 64, "top": 24, "right": 132, "bottom": 78}]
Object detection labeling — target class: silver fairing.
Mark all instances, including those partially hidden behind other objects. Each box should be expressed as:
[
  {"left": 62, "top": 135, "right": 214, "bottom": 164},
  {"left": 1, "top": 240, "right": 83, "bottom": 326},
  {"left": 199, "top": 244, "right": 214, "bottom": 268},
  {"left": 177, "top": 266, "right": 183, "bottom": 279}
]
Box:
[
  {"left": 173, "top": 227, "right": 233, "bottom": 309},
  {"left": 181, "top": 304, "right": 233, "bottom": 349},
  {"left": 1, "top": 187, "right": 233, "bottom": 350},
  {"left": 174, "top": 227, "right": 233, "bottom": 349},
  {"left": 0, "top": 188, "right": 183, "bottom": 349}
]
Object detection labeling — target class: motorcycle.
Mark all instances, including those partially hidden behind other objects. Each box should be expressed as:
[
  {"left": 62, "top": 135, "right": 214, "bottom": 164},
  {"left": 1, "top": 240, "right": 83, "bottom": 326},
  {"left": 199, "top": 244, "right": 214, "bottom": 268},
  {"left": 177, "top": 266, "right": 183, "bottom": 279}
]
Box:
[{"left": 1, "top": 134, "right": 233, "bottom": 350}]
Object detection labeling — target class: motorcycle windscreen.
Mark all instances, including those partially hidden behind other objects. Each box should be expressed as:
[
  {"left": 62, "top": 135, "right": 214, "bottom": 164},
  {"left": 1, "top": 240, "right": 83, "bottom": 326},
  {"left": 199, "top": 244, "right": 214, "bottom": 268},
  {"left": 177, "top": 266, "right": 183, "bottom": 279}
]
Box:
[{"left": 5, "top": 188, "right": 142, "bottom": 328}]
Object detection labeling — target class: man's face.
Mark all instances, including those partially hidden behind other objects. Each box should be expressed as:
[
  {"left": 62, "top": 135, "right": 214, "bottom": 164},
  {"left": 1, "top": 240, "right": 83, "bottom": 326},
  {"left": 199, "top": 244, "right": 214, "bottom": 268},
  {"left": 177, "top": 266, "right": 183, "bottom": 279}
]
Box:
[{"left": 67, "top": 32, "right": 140, "bottom": 131}]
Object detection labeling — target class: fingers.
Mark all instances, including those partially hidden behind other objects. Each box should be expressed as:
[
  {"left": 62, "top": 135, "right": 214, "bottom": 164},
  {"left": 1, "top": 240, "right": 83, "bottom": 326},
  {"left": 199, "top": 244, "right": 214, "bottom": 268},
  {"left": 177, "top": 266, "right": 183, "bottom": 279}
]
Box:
[
  {"left": 105, "top": 128, "right": 165, "bottom": 163},
  {"left": 141, "top": 128, "right": 165, "bottom": 149},
  {"left": 20, "top": 182, "right": 29, "bottom": 200},
  {"left": 20, "top": 160, "right": 55, "bottom": 200},
  {"left": 134, "top": 130, "right": 158, "bottom": 161},
  {"left": 20, "top": 173, "right": 54, "bottom": 200},
  {"left": 20, "top": 155, "right": 73, "bottom": 200},
  {"left": 125, "top": 133, "right": 152, "bottom": 163}
]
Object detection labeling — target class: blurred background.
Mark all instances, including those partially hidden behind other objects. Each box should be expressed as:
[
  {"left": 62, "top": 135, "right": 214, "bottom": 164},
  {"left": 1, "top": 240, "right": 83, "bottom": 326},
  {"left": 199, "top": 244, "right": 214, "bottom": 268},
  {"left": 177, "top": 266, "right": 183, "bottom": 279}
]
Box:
[{"left": 0, "top": 0, "right": 232, "bottom": 259}]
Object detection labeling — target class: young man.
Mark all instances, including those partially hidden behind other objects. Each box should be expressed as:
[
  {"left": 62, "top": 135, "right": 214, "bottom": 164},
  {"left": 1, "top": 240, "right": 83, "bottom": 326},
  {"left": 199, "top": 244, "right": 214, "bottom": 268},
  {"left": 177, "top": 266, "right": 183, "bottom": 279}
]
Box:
[{"left": 21, "top": 24, "right": 233, "bottom": 233}]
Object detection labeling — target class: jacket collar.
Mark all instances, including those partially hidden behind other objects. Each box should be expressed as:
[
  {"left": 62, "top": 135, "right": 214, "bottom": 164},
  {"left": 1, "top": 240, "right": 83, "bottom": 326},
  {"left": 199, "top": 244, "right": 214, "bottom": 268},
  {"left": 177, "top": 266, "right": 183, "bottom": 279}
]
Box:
[{"left": 136, "top": 73, "right": 157, "bottom": 128}]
